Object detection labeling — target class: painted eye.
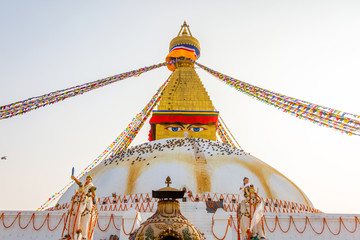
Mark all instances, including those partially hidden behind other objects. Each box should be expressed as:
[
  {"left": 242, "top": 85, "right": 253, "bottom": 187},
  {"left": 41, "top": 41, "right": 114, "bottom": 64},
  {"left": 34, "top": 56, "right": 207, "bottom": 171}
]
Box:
[
  {"left": 166, "top": 127, "right": 182, "bottom": 132},
  {"left": 189, "top": 127, "right": 206, "bottom": 132}
]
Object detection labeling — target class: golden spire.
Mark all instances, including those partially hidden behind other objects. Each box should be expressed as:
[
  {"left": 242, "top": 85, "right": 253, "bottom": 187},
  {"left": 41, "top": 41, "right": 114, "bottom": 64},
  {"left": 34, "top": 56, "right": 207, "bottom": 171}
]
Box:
[
  {"left": 150, "top": 23, "right": 218, "bottom": 141},
  {"left": 157, "top": 67, "right": 214, "bottom": 111},
  {"left": 177, "top": 21, "right": 192, "bottom": 37},
  {"left": 161, "top": 22, "right": 210, "bottom": 111}
]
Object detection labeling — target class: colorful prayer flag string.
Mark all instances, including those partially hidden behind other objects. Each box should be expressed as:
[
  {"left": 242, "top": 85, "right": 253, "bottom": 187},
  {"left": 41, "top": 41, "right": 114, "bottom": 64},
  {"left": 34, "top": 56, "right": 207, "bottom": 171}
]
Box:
[
  {"left": 196, "top": 62, "right": 360, "bottom": 136},
  {"left": 216, "top": 114, "right": 243, "bottom": 150},
  {"left": 1, "top": 62, "right": 167, "bottom": 120}
]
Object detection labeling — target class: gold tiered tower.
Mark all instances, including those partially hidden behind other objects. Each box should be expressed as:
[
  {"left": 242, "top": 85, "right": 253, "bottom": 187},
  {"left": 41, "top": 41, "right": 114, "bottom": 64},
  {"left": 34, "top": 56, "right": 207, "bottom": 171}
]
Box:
[{"left": 150, "top": 22, "right": 219, "bottom": 141}]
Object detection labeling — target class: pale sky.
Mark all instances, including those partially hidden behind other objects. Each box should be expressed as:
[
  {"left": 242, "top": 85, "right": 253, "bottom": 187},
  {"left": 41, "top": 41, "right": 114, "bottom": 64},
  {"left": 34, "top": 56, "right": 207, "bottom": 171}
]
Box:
[{"left": 1, "top": 0, "right": 360, "bottom": 213}]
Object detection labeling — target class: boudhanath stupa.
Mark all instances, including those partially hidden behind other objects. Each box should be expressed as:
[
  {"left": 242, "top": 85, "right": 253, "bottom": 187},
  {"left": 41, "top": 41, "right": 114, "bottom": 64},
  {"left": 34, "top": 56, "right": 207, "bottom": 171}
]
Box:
[{"left": 1, "top": 22, "right": 360, "bottom": 240}]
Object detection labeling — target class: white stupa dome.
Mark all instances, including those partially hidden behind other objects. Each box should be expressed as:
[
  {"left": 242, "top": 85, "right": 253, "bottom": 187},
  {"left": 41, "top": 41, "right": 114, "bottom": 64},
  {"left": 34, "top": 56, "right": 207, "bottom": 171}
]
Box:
[{"left": 58, "top": 138, "right": 313, "bottom": 207}]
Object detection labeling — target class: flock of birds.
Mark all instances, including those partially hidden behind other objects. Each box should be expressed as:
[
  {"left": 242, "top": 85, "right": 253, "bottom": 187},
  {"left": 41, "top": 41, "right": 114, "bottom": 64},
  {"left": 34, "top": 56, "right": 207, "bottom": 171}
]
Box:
[{"left": 103, "top": 138, "right": 246, "bottom": 167}]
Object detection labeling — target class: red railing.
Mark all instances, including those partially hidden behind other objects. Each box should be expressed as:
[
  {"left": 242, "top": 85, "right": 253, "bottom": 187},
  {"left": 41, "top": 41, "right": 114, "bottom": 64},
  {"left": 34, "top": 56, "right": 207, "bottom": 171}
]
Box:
[{"left": 48, "top": 193, "right": 320, "bottom": 214}]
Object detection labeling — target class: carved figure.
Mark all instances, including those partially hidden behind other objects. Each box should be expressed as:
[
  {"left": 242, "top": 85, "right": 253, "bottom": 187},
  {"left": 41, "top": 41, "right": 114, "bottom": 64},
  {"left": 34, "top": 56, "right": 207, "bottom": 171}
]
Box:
[{"left": 62, "top": 175, "right": 98, "bottom": 240}]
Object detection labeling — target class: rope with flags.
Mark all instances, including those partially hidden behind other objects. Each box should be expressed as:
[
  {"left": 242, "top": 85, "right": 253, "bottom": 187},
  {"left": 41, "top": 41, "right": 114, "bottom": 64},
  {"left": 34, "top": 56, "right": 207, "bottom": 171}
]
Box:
[
  {"left": 0, "top": 62, "right": 167, "bottom": 120},
  {"left": 216, "top": 115, "right": 243, "bottom": 150},
  {"left": 37, "top": 73, "right": 172, "bottom": 211},
  {"left": 217, "top": 115, "right": 243, "bottom": 150},
  {"left": 196, "top": 62, "right": 360, "bottom": 136}
]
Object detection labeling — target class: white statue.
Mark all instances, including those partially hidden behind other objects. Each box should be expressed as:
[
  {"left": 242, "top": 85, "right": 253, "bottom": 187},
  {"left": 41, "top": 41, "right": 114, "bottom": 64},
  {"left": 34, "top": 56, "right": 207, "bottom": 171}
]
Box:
[
  {"left": 62, "top": 175, "right": 98, "bottom": 240},
  {"left": 239, "top": 177, "right": 266, "bottom": 240}
]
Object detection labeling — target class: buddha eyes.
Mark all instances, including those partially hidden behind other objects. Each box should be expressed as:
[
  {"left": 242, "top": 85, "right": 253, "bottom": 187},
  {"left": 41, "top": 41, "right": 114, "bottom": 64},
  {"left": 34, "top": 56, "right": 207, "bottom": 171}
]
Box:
[
  {"left": 166, "top": 127, "right": 182, "bottom": 132},
  {"left": 189, "top": 127, "right": 206, "bottom": 132}
]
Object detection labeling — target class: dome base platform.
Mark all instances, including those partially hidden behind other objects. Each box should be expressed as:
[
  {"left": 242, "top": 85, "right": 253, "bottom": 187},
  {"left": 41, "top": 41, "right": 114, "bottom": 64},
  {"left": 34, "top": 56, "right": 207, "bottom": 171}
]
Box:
[{"left": 1, "top": 207, "right": 360, "bottom": 240}]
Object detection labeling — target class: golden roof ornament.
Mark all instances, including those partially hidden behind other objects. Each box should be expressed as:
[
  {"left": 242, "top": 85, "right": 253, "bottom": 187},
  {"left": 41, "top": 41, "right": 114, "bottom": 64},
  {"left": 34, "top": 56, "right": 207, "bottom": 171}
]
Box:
[
  {"left": 178, "top": 21, "right": 191, "bottom": 36},
  {"left": 152, "top": 176, "right": 185, "bottom": 199},
  {"left": 131, "top": 177, "right": 206, "bottom": 240},
  {"left": 165, "top": 176, "right": 171, "bottom": 187},
  {"left": 168, "top": 21, "right": 200, "bottom": 56}
]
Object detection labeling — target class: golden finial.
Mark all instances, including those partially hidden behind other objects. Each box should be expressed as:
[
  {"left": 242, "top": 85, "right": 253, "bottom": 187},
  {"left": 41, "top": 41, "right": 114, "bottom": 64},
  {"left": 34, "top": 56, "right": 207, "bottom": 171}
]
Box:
[
  {"left": 165, "top": 176, "right": 172, "bottom": 187},
  {"left": 177, "top": 21, "right": 192, "bottom": 37},
  {"left": 167, "top": 21, "right": 200, "bottom": 58}
]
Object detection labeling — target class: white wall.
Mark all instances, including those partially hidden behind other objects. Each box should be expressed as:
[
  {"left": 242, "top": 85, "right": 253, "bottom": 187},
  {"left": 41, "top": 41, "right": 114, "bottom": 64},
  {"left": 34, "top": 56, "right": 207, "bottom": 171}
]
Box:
[{"left": 1, "top": 209, "right": 360, "bottom": 240}]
